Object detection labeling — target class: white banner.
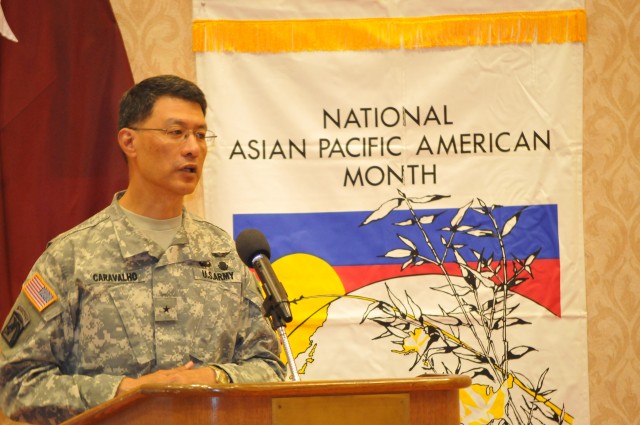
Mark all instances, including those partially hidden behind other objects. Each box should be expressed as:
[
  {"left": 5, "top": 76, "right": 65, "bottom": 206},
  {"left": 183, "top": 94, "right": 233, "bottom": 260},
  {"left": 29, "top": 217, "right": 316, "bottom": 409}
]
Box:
[{"left": 195, "top": 1, "right": 587, "bottom": 423}]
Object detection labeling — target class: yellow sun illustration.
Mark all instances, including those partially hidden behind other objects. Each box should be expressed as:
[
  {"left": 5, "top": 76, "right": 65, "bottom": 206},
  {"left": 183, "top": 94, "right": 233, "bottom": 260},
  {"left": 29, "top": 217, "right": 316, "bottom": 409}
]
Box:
[{"left": 272, "top": 253, "right": 345, "bottom": 368}]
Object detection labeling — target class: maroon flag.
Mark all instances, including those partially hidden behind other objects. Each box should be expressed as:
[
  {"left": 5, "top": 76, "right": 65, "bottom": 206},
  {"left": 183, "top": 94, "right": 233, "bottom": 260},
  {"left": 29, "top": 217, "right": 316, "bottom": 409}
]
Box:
[{"left": 0, "top": 0, "right": 133, "bottom": 319}]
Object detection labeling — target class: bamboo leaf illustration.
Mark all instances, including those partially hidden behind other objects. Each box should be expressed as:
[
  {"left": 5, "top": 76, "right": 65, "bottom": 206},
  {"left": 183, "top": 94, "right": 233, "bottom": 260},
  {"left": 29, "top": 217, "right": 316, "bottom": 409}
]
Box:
[
  {"left": 486, "top": 292, "right": 515, "bottom": 312},
  {"left": 456, "top": 351, "right": 489, "bottom": 364},
  {"left": 450, "top": 200, "right": 473, "bottom": 227},
  {"left": 383, "top": 248, "right": 413, "bottom": 259},
  {"left": 463, "top": 366, "right": 494, "bottom": 381},
  {"left": 407, "top": 194, "right": 449, "bottom": 204},
  {"left": 406, "top": 292, "right": 423, "bottom": 323},
  {"left": 378, "top": 301, "right": 399, "bottom": 317},
  {"left": 460, "top": 264, "right": 496, "bottom": 288},
  {"left": 454, "top": 250, "right": 468, "bottom": 276},
  {"left": 525, "top": 248, "right": 541, "bottom": 266},
  {"left": 390, "top": 212, "right": 442, "bottom": 227},
  {"left": 372, "top": 329, "right": 395, "bottom": 340},
  {"left": 424, "top": 314, "right": 465, "bottom": 327},
  {"left": 432, "top": 283, "right": 473, "bottom": 297},
  {"left": 539, "top": 389, "right": 556, "bottom": 398},
  {"left": 492, "top": 317, "right": 531, "bottom": 330},
  {"left": 501, "top": 211, "right": 521, "bottom": 236},
  {"left": 360, "top": 301, "right": 383, "bottom": 324},
  {"left": 419, "top": 214, "right": 441, "bottom": 224},
  {"left": 506, "top": 277, "right": 528, "bottom": 289},
  {"left": 386, "top": 284, "right": 407, "bottom": 316},
  {"left": 507, "top": 345, "right": 537, "bottom": 360},
  {"left": 522, "top": 248, "right": 542, "bottom": 276},
  {"left": 535, "top": 368, "right": 549, "bottom": 393},
  {"left": 474, "top": 198, "right": 492, "bottom": 215},
  {"left": 387, "top": 325, "right": 410, "bottom": 339},
  {"left": 371, "top": 317, "right": 397, "bottom": 327},
  {"left": 398, "top": 234, "right": 417, "bottom": 249},
  {"left": 467, "top": 229, "right": 495, "bottom": 237},
  {"left": 361, "top": 197, "right": 402, "bottom": 226}
]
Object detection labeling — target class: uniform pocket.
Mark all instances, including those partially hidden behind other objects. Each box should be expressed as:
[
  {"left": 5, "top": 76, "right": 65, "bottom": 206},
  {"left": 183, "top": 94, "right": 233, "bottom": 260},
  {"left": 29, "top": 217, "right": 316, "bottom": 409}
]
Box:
[
  {"left": 188, "top": 276, "right": 244, "bottom": 364},
  {"left": 74, "top": 274, "right": 155, "bottom": 375},
  {"left": 108, "top": 283, "right": 155, "bottom": 367}
]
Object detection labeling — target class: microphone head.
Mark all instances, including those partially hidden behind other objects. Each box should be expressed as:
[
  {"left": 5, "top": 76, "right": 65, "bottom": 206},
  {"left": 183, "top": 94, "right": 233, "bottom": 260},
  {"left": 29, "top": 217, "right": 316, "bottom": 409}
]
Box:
[{"left": 235, "top": 228, "right": 271, "bottom": 267}]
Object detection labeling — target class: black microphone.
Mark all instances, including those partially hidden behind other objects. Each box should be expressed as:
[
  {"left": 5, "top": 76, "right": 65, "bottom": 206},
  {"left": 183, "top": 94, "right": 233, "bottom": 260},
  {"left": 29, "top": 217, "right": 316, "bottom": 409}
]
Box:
[{"left": 235, "top": 228, "right": 292, "bottom": 325}]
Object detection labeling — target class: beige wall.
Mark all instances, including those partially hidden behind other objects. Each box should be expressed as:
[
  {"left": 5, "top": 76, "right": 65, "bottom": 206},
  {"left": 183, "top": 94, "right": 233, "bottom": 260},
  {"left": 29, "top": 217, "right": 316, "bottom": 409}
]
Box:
[
  {"left": 110, "top": 0, "right": 640, "bottom": 422},
  {"left": 583, "top": 0, "right": 640, "bottom": 422}
]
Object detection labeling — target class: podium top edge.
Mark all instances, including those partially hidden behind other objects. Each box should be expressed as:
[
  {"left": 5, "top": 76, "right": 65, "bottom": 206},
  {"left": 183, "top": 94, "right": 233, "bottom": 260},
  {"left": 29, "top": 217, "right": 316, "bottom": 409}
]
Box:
[{"left": 136, "top": 374, "right": 472, "bottom": 398}]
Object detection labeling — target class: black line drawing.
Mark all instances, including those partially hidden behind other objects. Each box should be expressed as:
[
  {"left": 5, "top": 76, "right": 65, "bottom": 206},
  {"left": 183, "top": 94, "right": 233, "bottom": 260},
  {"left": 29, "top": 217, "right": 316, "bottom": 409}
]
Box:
[{"left": 353, "top": 190, "right": 572, "bottom": 425}]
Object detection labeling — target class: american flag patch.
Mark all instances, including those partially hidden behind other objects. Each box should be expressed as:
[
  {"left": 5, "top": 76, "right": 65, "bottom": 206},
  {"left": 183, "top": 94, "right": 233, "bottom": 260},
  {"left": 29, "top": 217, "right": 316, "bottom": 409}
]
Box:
[{"left": 23, "top": 273, "right": 58, "bottom": 312}]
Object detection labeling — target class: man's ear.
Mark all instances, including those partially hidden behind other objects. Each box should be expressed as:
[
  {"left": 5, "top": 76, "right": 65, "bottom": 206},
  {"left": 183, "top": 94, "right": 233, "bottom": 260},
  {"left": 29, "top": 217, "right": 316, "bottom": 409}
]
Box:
[{"left": 118, "top": 128, "right": 137, "bottom": 159}]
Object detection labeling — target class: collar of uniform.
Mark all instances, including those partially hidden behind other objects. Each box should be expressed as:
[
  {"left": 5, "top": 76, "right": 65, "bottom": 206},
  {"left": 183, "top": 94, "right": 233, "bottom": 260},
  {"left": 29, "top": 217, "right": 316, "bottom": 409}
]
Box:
[
  {"left": 109, "top": 192, "right": 164, "bottom": 261},
  {"left": 175, "top": 211, "right": 213, "bottom": 263}
]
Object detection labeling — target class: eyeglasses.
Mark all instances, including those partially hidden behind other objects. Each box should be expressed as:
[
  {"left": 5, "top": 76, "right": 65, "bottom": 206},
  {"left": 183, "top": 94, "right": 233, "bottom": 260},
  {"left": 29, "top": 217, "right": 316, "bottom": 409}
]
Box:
[{"left": 130, "top": 126, "right": 217, "bottom": 143}]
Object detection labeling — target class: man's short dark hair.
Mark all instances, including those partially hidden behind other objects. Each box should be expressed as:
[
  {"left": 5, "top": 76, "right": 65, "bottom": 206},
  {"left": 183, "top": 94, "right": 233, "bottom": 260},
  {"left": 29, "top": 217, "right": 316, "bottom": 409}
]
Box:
[{"left": 118, "top": 75, "right": 207, "bottom": 129}]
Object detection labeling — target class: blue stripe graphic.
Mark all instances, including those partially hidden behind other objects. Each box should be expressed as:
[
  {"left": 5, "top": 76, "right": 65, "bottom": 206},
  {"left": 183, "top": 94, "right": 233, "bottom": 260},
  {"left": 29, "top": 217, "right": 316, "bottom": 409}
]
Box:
[{"left": 233, "top": 204, "right": 559, "bottom": 266}]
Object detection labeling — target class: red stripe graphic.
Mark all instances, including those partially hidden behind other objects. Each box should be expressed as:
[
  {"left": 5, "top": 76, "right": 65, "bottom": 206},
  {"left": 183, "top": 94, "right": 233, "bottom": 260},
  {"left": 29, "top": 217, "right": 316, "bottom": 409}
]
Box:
[{"left": 334, "top": 259, "right": 561, "bottom": 317}]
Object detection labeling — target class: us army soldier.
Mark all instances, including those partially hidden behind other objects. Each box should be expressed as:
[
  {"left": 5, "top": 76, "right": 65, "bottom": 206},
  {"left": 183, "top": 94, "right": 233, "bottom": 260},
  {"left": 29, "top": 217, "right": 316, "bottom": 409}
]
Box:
[{"left": 0, "top": 75, "right": 286, "bottom": 424}]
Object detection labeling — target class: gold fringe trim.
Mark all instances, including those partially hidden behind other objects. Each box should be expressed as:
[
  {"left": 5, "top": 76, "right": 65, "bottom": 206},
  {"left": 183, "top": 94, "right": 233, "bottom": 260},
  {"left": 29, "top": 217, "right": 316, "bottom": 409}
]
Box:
[{"left": 193, "top": 9, "right": 586, "bottom": 53}]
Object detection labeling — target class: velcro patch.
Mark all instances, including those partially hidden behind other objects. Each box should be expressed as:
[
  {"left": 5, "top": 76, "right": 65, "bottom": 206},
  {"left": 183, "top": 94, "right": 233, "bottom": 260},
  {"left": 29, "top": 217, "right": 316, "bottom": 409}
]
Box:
[
  {"left": 1, "top": 306, "right": 30, "bottom": 347},
  {"left": 154, "top": 297, "right": 178, "bottom": 322},
  {"left": 23, "top": 273, "right": 58, "bottom": 312}
]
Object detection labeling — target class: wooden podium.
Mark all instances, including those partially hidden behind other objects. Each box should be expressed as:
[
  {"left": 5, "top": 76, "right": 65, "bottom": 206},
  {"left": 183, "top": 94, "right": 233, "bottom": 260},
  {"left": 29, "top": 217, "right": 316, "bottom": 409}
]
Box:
[{"left": 61, "top": 375, "right": 470, "bottom": 425}]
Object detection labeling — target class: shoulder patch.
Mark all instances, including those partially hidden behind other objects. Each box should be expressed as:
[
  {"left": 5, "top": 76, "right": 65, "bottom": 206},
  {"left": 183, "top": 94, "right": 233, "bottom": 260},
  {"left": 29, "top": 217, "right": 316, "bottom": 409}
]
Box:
[
  {"left": 1, "top": 305, "right": 30, "bottom": 347},
  {"left": 22, "top": 273, "right": 58, "bottom": 312}
]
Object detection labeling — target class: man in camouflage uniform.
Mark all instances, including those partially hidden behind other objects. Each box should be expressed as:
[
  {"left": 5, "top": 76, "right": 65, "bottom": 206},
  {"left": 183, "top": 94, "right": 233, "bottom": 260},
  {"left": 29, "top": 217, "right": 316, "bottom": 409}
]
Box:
[{"left": 0, "top": 75, "right": 286, "bottom": 424}]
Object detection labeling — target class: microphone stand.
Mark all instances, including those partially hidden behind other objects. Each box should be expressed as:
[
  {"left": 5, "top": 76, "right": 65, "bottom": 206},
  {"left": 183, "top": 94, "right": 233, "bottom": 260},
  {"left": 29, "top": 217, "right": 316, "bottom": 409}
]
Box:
[{"left": 262, "top": 295, "right": 301, "bottom": 382}]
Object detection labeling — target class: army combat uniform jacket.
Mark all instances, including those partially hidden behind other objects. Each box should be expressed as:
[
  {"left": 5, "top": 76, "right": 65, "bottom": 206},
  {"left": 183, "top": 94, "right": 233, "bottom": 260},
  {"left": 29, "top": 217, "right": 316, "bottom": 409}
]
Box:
[{"left": 0, "top": 193, "right": 286, "bottom": 424}]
